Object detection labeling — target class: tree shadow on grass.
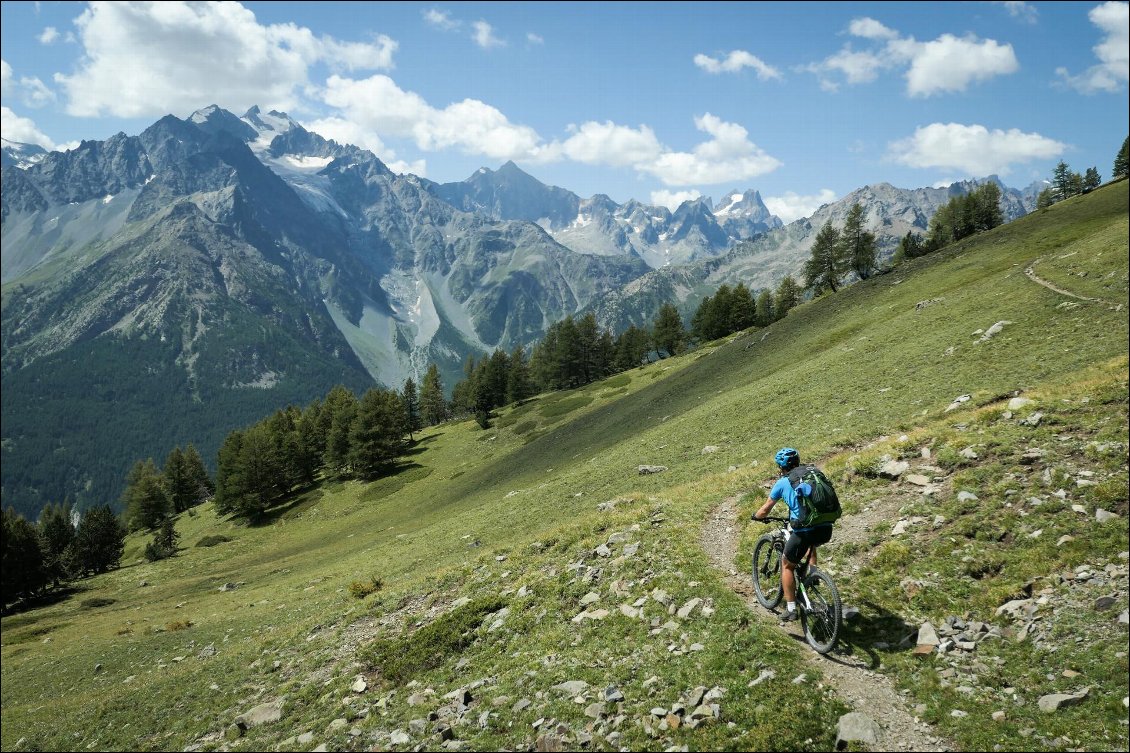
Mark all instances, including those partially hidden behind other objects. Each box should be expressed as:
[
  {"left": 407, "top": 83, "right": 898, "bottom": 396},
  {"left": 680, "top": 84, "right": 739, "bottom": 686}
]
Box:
[{"left": 1, "top": 584, "right": 88, "bottom": 619}]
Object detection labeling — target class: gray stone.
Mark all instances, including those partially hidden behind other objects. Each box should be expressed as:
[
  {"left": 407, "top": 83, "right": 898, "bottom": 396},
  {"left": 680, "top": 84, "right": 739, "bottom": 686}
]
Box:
[
  {"left": 389, "top": 730, "right": 410, "bottom": 745},
  {"left": 297, "top": 732, "right": 315, "bottom": 744},
  {"left": 701, "top": 446, "right": 720, "bottom": 454},
  {"left": 351, "top": 677, "right": 367, "bottom": 693},
  {"left": 604, "top": 686, "right": 625, "bottom": 703},
  {"left": 550, "top": 680, "right": 588, "bottom": 697},
  {"left": 906, "top": 474, "right": 931, "bottom": 486},
  {"left": 1007, "top": 397, "right": 1033, "bottom": 410},
  {"left": 917, "top": 621, "right": 940, "bottom": 646},
  {"left": 879, "top": 460, "right": 909, "bottom": 479},
  {"left": 676, "top": 598, "right": 702, "bottom": 619},
  {"left": 1096, "top": 509, "right": 1119, "bottom": 523},
  {"left": 638, "top": 465, "right": 668, "bottom": 475},
  {"left": 957, "top": 491, "right": 979, "bottom": 502},
  {"left": 594, "top": 544, "right": 612, "bottom": 558},
  {"left": 1038, "top": 688, "right": 1090, "bottom": 712},
  {"left": 236, "top": 697, "right": 285, "bottom": 728},
  {"left": 835, "top": 712, "right": 882, "bottom": 747},
  {"left": 1094, "top": 595, "right": 1117, "bottom": 611}
]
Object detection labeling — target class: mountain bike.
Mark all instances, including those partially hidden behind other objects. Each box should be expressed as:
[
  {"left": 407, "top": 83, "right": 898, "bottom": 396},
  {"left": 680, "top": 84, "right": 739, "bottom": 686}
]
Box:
[{"left": 750, "top": 516, "right": 842, "bottom": 654}]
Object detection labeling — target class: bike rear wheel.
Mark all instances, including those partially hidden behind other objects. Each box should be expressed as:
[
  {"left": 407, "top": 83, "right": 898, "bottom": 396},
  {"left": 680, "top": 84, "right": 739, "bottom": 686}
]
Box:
[
  {"left": 752, "top": 534, "right": 784, "bottom": 609},
  {"left": 799, "top": 568, "right": 842, "bottom": 654}
]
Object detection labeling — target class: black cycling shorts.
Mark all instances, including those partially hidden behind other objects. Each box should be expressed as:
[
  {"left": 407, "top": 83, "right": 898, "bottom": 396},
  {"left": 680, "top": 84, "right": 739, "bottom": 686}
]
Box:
[{"left": 783, "top": 525, "right": 833, "bottom": 565}]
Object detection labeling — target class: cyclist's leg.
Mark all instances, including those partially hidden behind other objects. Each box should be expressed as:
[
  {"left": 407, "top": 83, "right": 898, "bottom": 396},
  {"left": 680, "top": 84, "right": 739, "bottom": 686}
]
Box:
[{"left": 782, "top": 533, "right": 809, "bottom": 605}]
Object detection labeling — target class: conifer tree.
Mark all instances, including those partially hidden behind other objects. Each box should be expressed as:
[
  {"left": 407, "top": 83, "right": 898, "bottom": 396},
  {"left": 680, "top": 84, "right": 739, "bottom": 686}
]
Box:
[
  {"left": 1053, "top": 160, "right": 1074, "bottom": 200},
  {"left": 402, "top": 377, "right": 421, "bottom": 441},
  {"left": 323, "top": 387, "right": 359, "bottom": 477},
  {"left": 123, "top": 459, "right": 171, "bottom": 532},
  {"left": 233, "top": 424, "right": 280, "bottom": 519},
  {"left": 1036, "top": 188, "right": 1055, "bottom": 210},
  {"left": 804, "top": 223, "right": 843, "bottom": 294},
  {"left": 213, "top": 430, "right": 245, "bottom": 516},
  {"left": 755, "top": 289, "right": 775, "bottom": 326},
  {"left": 163, "top": 447, "right": 196, "bottom": 514},
  {"left": 774, "top": 276, "right": 801, "bottom": 319},
  {"left": 183, "top": 444, "right": 214, "bottom": 500},
  {"left": 506, "top": 346, "right": 534, "bottom": 404},
  {"left": 144, "top": 516, "right": 179, "bottom": 561},
  {"left": 420, "top": 364, "right": 448, "bottom": 425},
  {"left": 350, "top": 388, "right": 408, "bottom": 478},
  {"left": 840, "top": 203, "right": 878, "bottom": 280},
  {"left": 38, "top": 501, "right": 76, "bottom": 586},
  {"left": 72, "top": 505, "right": 125, "bottom": 576},
  {"left": 729, "top": 283, "right": 756, "bottom": 333},
  {"left": 1114, "top": 136, "right": 1129, "bottom": 180},
  {"left": 652, "top": 303, "right": 685, "bottom": 355},
  {"left": 2, "top": 509, "right": 47, "bottom": 602},
  {"left": 1082, "top": 167, "right": 1101, "bottom": 191}
]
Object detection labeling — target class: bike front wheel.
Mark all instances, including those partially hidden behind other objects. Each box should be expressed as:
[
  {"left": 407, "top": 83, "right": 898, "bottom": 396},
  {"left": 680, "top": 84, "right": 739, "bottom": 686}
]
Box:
[
  {"left": 752, "top": 534, "right": 784, "bottom": 609},
  {"left": 799, "top": 568, "right": 842, "bottom": 654}
]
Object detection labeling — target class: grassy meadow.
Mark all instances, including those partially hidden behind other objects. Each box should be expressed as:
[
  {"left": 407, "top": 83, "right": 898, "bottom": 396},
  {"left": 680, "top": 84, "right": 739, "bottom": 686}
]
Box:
[{"left": 1, "top": 181, "right": 1127, "bottom": 752}]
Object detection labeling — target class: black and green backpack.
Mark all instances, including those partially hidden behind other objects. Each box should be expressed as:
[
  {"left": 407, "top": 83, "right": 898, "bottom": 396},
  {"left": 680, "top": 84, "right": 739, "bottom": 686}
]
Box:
[{"left": 786, "top": 464, "right": 842, "bottom": 527}]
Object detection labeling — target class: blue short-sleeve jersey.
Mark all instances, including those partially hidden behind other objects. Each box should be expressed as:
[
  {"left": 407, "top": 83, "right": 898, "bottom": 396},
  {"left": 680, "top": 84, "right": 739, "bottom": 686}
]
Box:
[{"left": 769, "top": 475, "right": 826, "bottom": 532}]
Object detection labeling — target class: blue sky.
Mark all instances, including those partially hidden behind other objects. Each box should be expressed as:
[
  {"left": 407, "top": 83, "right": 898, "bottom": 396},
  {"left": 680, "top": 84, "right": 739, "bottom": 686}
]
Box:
[{"left": 1, "top": 1, "right": 1127, "bottom": 220}]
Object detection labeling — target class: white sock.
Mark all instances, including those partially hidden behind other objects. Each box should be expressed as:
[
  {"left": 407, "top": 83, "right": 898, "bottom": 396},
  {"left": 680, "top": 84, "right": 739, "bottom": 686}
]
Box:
[{"left": 787, "top": 602, "right": 796, "bottom": 612}]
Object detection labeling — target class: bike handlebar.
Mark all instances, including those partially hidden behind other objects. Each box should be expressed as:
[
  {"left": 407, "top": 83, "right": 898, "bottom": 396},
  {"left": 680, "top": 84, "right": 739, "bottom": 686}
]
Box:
[{"left": 751, "top": 515, "right": 792, "bottom": 524}]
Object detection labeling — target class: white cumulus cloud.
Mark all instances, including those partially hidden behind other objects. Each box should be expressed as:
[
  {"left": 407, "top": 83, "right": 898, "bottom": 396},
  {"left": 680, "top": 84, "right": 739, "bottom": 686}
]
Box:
[
  {"left": 807, "top": 17, "right": 1018, "bottom": 96},
  {"left": 2, "top": 59, "right": 56, "bottom": 108},
  {"left": 848, "top": 18, "right": 899, "bottom": 40},
  {"left": 38, "top": 26, "right": 59, "bottom": 44},
  {"left": 423, "top": 9, "right": 460, "bottom": 31},
  {"left": 763, "top": 189, "right": 839, "bottom": 224},
  {"left": 472, "top": 20, "right": 504, "bottom": 49},
  {"left": 694, "top": 50, "right": 781, "bottom": 79},
  {"left": 54, "top": 1, "right": 397, "bottom": 118},
  {"left": 641, "top": 113, "right": 782, "bottom": 186},
  {"left": 320, "top": 74, "right": 540, "bottom": 161},
  {"left": 1, "top": 59, "right": 12, "bottom": 95},
  {"left": 527, "top": 32, "right": 544, "bottom": 45},
  {"left": 550, "top": 121, "right": 663, "bottom": 167},
  {"left": 650, "top": 189, "right": 702, "bottom": 211},
  {"left": 996, "top": 1, "right": 1039, "bottom": 23},
  {"left": 1, "top": 105, "right": 57, "bottom": 149},
  {"left": 900, "top": 34, "right": 1019, "bottom": 97},
  {"left": 1056, "top": 1, "right": 1128, "bottom": 93},
  {"left": 887, "top": 122, "right": 1066, "bottom": 175}
]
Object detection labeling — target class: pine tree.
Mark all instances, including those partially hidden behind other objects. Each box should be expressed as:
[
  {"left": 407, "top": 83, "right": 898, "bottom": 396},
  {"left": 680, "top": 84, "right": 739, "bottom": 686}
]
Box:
[
  {"left": 213, "top": 430, "right": 245, "bottom": 516},
  {"left": 402, "top": 377, "right": 421, "bottom": 440},
  {"left": 2, "top": 508, "right": 47, "bottom": 603},
  {"left": 1082, "top": 167, "right": 1101, "bottom": 191},
  {"left": 971, "top": 183, "right": 1004, "bottom": 233},
  {"left": 840, "top": 203, "right": 878, "bottom": 280},
  {"left": 38, "top": 502, "right": 76, "bottom": 586},
  {"left": 652, "top": 303, "right": 685, "bottom": 355},
  {"left": 72, "top": 505, "right": 125, "bottom": 576},
  {"left": 506, "top": 346, "right": 534, "bottom": 404},
  {"left": 1113, "top": 136, "right": 1128, "bottom": 180},
  {"left": 804, "top": 223, "right": 843, "bottom": 294},
  {"left": 144, "top": 516, "right": 179, "bottom": 561},
  {"left": 123, "top": 459, "right": 171, "bottom": 532},
  {"left": 1036, "top": 188, "right": 1055, "bottom": 210},
  {"left": 420, "top": 364, "right": 448, "bottom": 425},
  {"left": 730, "top": 283, "right": 756, "bottom": 333},
  {"left": 234, "top": 424, "right": 281, "bottom": 519},
  {"left": 1052, "top": 160, "right": 1074, "bottom": 201},
  {"left": 350, "top": 388, "right": 408, "bottom": 478},
  {"left": 323, "top": 387, "right": 359, "bottom": 477},
  {"left": 774, "top": 276, "right": 801, "bottom": 319},
  {"left": 183, "top": 444, "right": 214, "bottom": 501},
  {"left": 163, "top": 447, "right": 196, "bottom": 514},
  {"left": 755, "top": 289, "right": 775, "bottom": 326}
]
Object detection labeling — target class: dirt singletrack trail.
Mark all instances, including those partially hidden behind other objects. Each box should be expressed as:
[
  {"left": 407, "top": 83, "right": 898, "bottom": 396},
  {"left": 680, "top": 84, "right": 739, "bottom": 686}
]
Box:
[{"left": 702, "top": 496, "right": 953, "bottom": 752}]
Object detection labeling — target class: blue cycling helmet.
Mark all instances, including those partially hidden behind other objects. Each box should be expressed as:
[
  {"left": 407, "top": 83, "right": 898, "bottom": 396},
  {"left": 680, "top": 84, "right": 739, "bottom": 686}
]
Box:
[{"left": 774, "top": 447, "right": 800, "bottom": 470}]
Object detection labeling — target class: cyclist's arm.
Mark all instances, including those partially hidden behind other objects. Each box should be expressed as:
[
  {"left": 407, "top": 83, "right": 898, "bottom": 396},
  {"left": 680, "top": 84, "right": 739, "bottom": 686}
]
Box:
[{"left": 753, "top": 478, "right": 789, "bottom": 520}]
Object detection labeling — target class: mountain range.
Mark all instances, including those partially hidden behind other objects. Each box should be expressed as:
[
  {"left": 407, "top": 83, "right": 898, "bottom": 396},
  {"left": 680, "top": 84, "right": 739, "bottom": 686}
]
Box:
[{"left": 0, "top": 104, "right": 1041, "bottom": 517}]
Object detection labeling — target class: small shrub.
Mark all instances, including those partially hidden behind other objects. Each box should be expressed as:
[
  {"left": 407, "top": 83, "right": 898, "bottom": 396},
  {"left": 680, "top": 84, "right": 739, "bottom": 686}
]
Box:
[
  {"left": 512, "top": 420, "right": 537, "bottom": 435},
  {"left": 349, "top": 577, "right": 384, "bottom": 599},
  {"left": 165, "top": 620, "right": 193, "bottom": 632},
  {"left": 116, "top": 626, "right": 133, "bottom": 636},
  {"left": 872, "top": 541, "right": 912, "bottom": 570},
  {"left": 80, "top": 597, "right": 116, "bottom": 609},
  {"left": 539, "top": 395, "right": 594, "bottom": 418},
  {"left": 365, "top": 596, "right": 506, "bottom": 684},
  {"left": 195, "top": 535, "right": 233, "bottom": 548}
]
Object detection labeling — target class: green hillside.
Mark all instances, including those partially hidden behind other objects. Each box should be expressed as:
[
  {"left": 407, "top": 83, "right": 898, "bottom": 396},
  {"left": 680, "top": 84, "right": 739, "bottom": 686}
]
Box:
[{"left": 2, "top": 181, "right": 1127, "bottom": 752}]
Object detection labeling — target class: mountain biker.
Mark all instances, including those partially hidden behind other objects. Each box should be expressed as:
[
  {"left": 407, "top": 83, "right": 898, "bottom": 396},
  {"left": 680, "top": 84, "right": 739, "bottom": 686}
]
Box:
[{"left": 752, "top": 447, "right": 834, "bottom": 623}]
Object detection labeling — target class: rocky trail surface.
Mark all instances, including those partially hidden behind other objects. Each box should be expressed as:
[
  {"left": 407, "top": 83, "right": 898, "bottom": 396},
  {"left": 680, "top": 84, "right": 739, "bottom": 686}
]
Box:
[{"left": 701, "top": 495, "right": 953, "bottom": 752}]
